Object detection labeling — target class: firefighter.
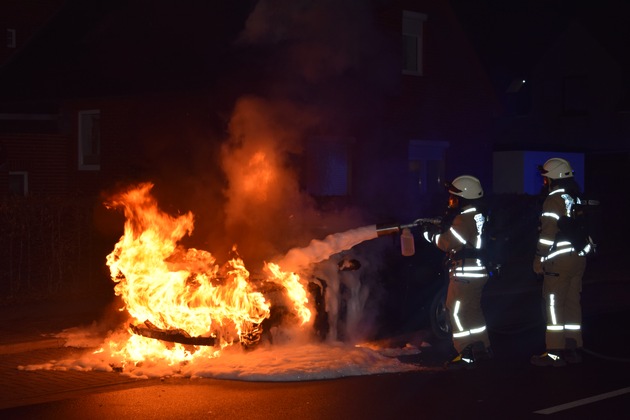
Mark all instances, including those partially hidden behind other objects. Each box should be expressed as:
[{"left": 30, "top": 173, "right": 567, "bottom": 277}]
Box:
[
  {"left": 421, "top": 175, "right": 492, "bottom": 369},
  {"left": 531, "top": 157, "right": 588, "bottom": 367}
]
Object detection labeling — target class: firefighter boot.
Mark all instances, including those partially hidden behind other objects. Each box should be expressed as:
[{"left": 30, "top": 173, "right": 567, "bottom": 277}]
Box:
[
  {"left": 563, "top": 338, "right": 583, "bottom": 364},
  {"left": 530, "top": 350, "right": 567, "bottom": 367},
  {"left": 445, "top": 344, "right": 476, "bottom": 370}
]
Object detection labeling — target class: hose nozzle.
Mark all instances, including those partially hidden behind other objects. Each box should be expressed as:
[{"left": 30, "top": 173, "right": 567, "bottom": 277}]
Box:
[
  {"left": 375, "top": 218, "right": 441, "bottom": 237},
  {"left": 375, "top": 223, "right": 402, "bottom": 237}
]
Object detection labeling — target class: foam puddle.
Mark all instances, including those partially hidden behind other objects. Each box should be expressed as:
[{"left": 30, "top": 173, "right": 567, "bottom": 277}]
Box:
[{"left": 20, "top": 327, "right": 429, "bottom": 381}]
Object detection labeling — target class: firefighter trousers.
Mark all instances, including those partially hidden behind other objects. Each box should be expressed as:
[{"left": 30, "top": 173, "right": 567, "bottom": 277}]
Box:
[
  {"left": 542, "top": 253, "right": 586, "bottom": 350},
  {"left": 445, "top": 272, "right": 490, "bottom": 353}
]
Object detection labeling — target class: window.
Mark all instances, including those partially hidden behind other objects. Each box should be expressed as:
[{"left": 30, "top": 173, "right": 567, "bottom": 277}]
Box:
[
  {"left": 402, "top": 11, "right": 427, "bottom": 76},
  {"left": 306, "top": 137, "right": 353, "bottom": 196},
  {"left": 6, "top": 29, "right": 16, "bottom": 48},
  {"left": 9, "top": 171, "right": 27, "bottom": 196},
  {"left": 408, "top": 140, "right": 448, "bottom": 194},
  {"left": 78, "top": 110, "right": 101, "bottom": 170}
]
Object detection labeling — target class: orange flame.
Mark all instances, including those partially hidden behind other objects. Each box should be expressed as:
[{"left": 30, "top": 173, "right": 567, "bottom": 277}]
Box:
[
  {"left": 265, "top": 262, "right": 311, "bottom": 325},
  {"left": 104, "top": 183, "right": 312, "bottom": 363}
]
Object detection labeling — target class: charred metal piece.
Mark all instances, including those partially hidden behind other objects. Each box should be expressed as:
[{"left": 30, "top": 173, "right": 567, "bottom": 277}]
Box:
[
  {"left": 129, "top": 321, "right": 216, "bottom": 346},
  {"left": 239, "top": 323, "right": 263, "bottom": 349}
]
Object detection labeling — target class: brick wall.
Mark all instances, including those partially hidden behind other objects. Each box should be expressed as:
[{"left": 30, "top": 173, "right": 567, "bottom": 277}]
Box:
[
  {"left": 0, "top": 0, "right": 65, "bottom": 65},
  {"left": 0, "top": 133, "right": 69, "bottom": 196}
]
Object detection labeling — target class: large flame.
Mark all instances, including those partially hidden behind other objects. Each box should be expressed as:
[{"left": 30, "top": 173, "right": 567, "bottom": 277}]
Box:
[{"left": 104, "top": 183, "right": 312, "bottom": 364}]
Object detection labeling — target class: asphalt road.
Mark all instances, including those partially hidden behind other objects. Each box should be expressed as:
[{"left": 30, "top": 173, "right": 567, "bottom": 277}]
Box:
[
  {"left": 1, "top": 304, "right": 628, "bottom": 419},
  {"left": 1, "top": 352, "right": 629, "bottom": 419},
  {"left": 1, "top": 253, "right": 628, "bottom": 419}
]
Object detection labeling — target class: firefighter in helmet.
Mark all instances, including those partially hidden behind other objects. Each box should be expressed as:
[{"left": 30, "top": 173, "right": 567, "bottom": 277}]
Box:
[
  {"left": 421, "top": 175, "right": 492, "bottom": 369},
  {"left": 531, "top": 157, "right": 589, "bottom": 367}
]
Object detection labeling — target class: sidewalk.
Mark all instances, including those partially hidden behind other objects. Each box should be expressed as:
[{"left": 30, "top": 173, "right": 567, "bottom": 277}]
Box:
[{"left": 0, "top": 294, "right": 115, "bottom": 355}]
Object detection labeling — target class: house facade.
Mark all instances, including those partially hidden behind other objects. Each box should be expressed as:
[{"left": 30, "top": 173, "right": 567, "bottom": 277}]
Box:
[
  {"left": 0, "top": 0, "right": 505, "bottom": 299},
  {"left": 0, "top": 0, "right": 500, "bottom": 221}
]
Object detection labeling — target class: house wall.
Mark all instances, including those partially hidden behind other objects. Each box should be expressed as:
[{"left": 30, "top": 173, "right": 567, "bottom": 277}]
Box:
[
  {"left": 495, "top": 21, "right": 629, "bottom": 152},
  {"left": 2, "top": 0, "right": 501, "bottom": 223},
  {"left": 357, "top": 0, "right": 501, "bottom": 222},
  {"left": 492, "top": 150, "right": 584, "bottom": 194},
  {"left": 0, "top": 133, "right": 68, "bottom": 196},
  {"left": 0, "top": 0, "right": 64, "bottom": 65},
  {"left": 60, "top": 92, "right": 228, "bottom": 210}
]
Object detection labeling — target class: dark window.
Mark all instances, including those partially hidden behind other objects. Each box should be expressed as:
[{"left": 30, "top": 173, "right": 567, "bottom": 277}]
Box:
[
  {"left": 78, "top": 110, "right": 101, "bottom": 170},
  {"left": 402, "top": 11, "right": 427, "bottom": 76},
  {"left": 306, "top": 137, "right": 353, "bottom": 196},
  {"left": 9, "top": 172, "right": 27, "bottom": 196},
  {"left": 408, "top": 140, "right": 448, "bottom": 194},
  {"left": 6, "top": 29, "right": 16, "bottom": 48}
]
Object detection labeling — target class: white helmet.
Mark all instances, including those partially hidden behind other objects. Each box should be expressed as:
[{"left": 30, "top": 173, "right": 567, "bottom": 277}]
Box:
[
  {"left": 448, "top": 175, "right": 483, "bottom": 199},
  {"left": 540, "top": 158, "right": 573, "bottom": 179}
]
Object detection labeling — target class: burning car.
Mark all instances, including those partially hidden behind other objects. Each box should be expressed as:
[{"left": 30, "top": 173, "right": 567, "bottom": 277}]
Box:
[{"left": 103, "top": 182, "right": 392, "bottom": 364}]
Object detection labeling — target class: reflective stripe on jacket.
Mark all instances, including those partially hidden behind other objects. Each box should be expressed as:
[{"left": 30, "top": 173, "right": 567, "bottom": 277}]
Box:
[
  {"left": 433, "top": 206, "right": 487, "bottom": 277},
  {"left": 536, "top": 187, "right": 590, "bottom": 261}
]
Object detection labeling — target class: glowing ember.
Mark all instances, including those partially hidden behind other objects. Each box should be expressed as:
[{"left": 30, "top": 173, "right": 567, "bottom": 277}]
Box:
[{"left": 103, "top": 182, "right": 313, "bottom": 364}]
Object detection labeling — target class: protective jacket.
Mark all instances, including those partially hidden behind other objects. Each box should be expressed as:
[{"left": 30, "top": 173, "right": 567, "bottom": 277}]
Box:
[
  {"left": 536, "top": 188, "right": 592, "bottom": 260},
  {"left": 434, "top": 206, "right": 486, "bottom": 277}
]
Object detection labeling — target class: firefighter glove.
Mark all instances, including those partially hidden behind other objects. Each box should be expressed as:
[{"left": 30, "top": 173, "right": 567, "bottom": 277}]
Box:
[{"left": 421, "top": 222, "right": 440, "bottom": 243}]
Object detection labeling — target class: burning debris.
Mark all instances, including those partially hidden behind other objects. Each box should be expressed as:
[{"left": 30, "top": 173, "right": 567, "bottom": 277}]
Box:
[{"left": 129, "top": 321, "right": 217, "bottom": 347}]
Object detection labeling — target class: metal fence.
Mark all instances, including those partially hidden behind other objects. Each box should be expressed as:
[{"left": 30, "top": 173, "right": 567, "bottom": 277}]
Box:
[{"left": 0, "top": 196, "right": 112, "bottom": 303}]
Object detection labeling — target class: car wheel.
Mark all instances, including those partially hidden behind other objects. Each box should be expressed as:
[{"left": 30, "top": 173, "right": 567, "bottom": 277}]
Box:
[{"left": 430, "top": 286, "right": 451, "bottom": 340}]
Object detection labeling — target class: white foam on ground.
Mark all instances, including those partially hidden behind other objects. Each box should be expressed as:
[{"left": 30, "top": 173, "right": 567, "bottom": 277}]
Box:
[{"left": 19, "top": 326, "right": 427, "bottom": 381}]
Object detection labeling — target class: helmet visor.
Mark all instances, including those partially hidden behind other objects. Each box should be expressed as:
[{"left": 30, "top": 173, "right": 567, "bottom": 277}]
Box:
[
  {"left": 537, "top": 164, "right": 549, "bottom": 176},
  {"left": 444, "top": 180, "right": 463, "bottom": 195}
]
